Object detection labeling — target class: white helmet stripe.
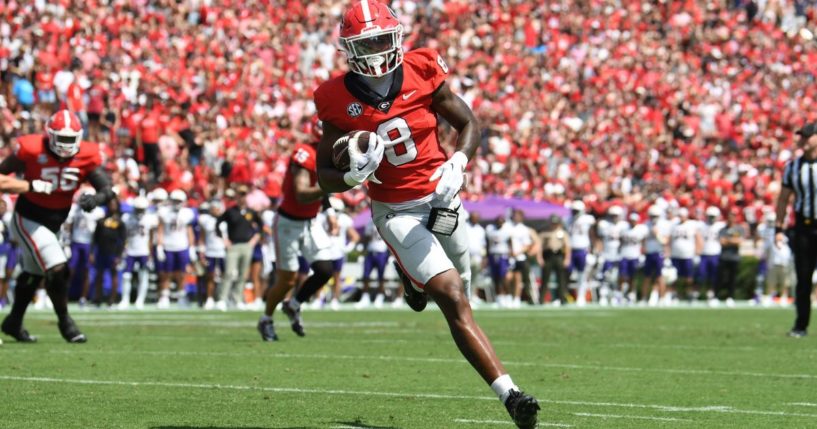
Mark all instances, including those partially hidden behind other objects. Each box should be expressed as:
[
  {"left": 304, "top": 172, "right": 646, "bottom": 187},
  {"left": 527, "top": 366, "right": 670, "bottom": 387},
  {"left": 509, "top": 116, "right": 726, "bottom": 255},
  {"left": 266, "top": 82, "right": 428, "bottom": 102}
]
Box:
[
  {"left": 62, "top": 110, "right": 70, "bottom": 132},
  {"left": 360, "top": 0, "right": 372, "bottom": 22}
]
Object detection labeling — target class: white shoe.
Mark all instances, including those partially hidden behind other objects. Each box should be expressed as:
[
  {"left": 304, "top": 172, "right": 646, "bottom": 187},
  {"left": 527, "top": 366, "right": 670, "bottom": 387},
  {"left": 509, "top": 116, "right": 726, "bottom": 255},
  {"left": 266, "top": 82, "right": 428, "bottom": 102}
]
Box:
[
  {"left": 373, "top": 294, "right": 385, "bottom": 309},
  {"left": 236, "top": 302, "right": 247, "bottom": 311},
  {"left": 329, "top": 299, "right": 341, "bottom": 311},
  {"left": 511, "top": 297, "right": 522, "bottom": 308},
  {"left": 215, "top": 300, "right": 228, "bottom": 312},
  {"left": 203, "top": 298, "right": 215, "bottom": 310},
  {"left": 648, "top": 291, "right": 659, "bottom": 307},
  {"left": 551, "top": 299, "right": 562, "bottom": 307},
  {"left": 157, "top": 296, "right": 171, "bottom": 309},
  {"left": 708, "top": 298, "right": 720, "bottom": 308},
  {"left": 253, "top": 298, "right": 264, "bottom": 311},
  {"left": 392, "top": 297, "right": 405, "bottom": 308},
  {"left": 780, "top": 296, "right": 790, "bottom": 307},
  {"left": 725, "top": 298, "right": 735, "bottom": 308},
  {"left": 117, "top": 301, "right": 130, "bottom": 311},
  {"left": 309, "top": 299, "right": 323, "bottom": 310},
  {"left": 135, "top": 301, "right": 145, "bottom": 310},
  {"left": 355, "top": 293, "right": 372, "bottom": 309},
  {"left": 599, "top": 297, "right": 610, "bottom": 307},
  {"left": 576, "top": 296, "right": 587, "bottom": 307}
]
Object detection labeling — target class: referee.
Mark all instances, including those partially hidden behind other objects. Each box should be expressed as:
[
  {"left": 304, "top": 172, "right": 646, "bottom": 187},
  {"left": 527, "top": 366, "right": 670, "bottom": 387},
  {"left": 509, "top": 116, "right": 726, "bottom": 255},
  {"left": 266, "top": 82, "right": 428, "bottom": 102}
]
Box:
[{"left": 776, "top": 122, "right": 817, "bottom": 338}]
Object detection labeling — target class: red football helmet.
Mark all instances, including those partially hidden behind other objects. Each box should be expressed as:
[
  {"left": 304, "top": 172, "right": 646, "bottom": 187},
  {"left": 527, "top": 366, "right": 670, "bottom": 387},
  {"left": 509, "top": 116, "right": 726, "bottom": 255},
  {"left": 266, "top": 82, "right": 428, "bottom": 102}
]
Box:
[
  {"left": 339, "top": 0, "right": 404, "bottom": 77},
  {"left": 46, "top": 110, "right": 83, "bottom": 158}
]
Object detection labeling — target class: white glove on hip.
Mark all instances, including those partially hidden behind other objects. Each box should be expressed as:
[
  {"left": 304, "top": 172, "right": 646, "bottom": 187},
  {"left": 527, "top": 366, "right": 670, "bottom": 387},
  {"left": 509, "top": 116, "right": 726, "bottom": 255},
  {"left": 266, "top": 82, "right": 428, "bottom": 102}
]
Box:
[
  {"left": 188, "top": 247, "right": 197, "bottom": 262},
  {"left": 429, "top": 151, "right": 468, "bottom": 203},
  {"left": 343, "top": 132, "right": 385, "bottom": 187},
  {"left": 156, "top": 245, "right": 166, "bottom": 262},
  {"left": 30, "top": 179, "right": 54, "bottom": 194}
]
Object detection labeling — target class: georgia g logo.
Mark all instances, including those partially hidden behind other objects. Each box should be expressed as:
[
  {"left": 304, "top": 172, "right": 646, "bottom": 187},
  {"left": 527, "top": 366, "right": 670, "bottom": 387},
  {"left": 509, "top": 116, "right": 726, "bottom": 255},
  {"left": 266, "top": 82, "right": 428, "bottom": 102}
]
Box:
[{"left": 347, "top": 102, "right": 363, "bottom": 118}]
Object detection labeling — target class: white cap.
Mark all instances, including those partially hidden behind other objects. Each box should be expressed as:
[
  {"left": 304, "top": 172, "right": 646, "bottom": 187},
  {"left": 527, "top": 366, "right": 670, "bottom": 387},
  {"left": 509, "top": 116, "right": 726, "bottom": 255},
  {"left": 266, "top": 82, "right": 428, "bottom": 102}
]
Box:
[
  {"left": 678, "top": 207, "right": 690, "bottom": 218},
  {"left": 133, "top": 197, "right": 149, "bottom": 210},
  {"left": 608, "top": 206, "right": 624, "bottom": 217},
  {"left": 648, "top": 205, "right": 662, "bottom": 217},
  {"left": 152, "top": 188, "right": 168, "bottom": 202},
  {"left": 571, "top": 200, "right": 586, "bottom": 212},
  {"left": 705, "top": 206, "right": 721, "bottom": 217},
  {"left": 170, "top": 189, "right": 187, "bottom": 203}
]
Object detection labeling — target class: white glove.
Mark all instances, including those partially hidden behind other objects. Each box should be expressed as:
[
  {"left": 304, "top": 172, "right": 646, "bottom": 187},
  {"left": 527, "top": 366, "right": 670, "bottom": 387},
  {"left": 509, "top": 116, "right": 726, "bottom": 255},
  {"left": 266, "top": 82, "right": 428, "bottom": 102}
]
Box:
[
  {"left": 343, "top": 132, "right": 384, "bottom": 187},
  {"left": 30, "top": 179, "right": 54, "bottom": 194},
  {"left": 188, "top": 246, "right": 197, "bottom": 262},
  {"left": 429, "top": 151, "right": 468, "bottom": 203},
  {"left": 156, "top": 245, "right": 166, "bottom": 262},
  {"left": 693, "top": 255, "right": 701, "bottom": 266},
  {"left": 63, "top": 245, "right": 72, "bottom": 261}
]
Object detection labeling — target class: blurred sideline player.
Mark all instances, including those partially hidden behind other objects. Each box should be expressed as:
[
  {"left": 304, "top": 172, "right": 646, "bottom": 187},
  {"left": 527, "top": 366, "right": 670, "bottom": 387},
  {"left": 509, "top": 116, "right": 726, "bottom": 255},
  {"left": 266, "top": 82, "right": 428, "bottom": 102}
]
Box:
[
  {"left": 67, "top": 188, "right": 105, "bottom": 305},
  {"left": 357, "top": 221, "right": 389, "bottom": 308},
  {"left": 0, "top": 110, "right": 115, "bottom": 343},
  {"left": 595, "top": 205, "right": 626, "bottom": 305},
  {"left": 313, "top": 2, "right": 539, "bottom": 427},
  {"left": 485, "top": 215, "right": 513, "bottom": 306},
  {"left": 568, "top": 200, "right": 595, "bottom": 306},
  {"left": 509, "top": 209, "right": 533, "bottom": 308},
  {"left": 324, "top": 198, "right": 359, "bottom": 310},
  {"left": 642, "top": 205, "right": 669, "bottom": 306},
  {"left": 698, "top": 206, "right": 725, "bottom": 306},
  {"left": 156, "top": 189, "right": 196, "bottom": 308},
  {"left": 90, "top": 198, "right": 126, "bottom": 307},
  {"left": 0, "top": 199, "right": 16, "bottom": 309},
  {"left": 257, "top": 119, "right": 335, "bottom": 340},
  {"left": 198, "top": 199, "right": 226, "bottom": 310},
  {"left": 669, "top": 208, "right": 702, "bottom": 303},
  {"left": 121, "top": 196, "right": 157, "bottom": 310},
  {"left": 619, "top": 213, "right": 647, "bottom": 304}
]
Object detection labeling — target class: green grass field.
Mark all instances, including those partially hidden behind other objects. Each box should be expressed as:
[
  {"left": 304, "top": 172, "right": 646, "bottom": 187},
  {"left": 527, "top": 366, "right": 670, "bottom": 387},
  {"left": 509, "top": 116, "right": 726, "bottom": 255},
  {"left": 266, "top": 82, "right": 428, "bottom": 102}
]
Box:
[{"left": 1, "top": 305, "right": 816, "bottom": 429}]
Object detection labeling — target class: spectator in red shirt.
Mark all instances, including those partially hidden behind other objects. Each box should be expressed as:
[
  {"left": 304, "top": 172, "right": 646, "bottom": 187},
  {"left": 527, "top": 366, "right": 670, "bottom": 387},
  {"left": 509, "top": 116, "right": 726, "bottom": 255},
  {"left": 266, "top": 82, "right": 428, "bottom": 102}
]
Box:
[{"left": 136, "top": 96, "right": 163, "bottom": 183}]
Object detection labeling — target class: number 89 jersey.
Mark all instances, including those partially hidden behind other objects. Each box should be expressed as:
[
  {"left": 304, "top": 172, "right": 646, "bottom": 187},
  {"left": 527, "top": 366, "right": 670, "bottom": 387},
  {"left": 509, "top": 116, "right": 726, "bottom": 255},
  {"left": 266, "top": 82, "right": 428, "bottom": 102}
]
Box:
[
  {"left": 15, "top": 134, "right": 101, "bottom": 211},
  {"left": 315, "top": 48, "right": 449, "bottom": 204}
]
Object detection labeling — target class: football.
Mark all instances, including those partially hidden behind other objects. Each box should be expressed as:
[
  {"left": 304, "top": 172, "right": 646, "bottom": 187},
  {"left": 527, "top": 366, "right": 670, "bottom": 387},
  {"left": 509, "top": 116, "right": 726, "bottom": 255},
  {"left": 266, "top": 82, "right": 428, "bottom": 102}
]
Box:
[{"left": 332, "top": 130, "right": 374, "bottom": 171}]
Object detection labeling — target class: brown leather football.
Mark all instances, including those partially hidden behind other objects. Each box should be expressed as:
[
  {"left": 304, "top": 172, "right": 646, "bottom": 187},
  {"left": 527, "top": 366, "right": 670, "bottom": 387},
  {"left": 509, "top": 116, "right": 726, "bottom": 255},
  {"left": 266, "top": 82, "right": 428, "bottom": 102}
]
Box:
[{"left": 332, "top": 130, "right": 374, "bottom": 171}]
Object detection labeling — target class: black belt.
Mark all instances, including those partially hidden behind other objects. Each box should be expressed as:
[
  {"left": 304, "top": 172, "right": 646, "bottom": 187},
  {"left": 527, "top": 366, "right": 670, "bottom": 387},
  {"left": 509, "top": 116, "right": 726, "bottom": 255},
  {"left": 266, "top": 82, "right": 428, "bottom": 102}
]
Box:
[{"left": 277, "top": 209, "right": 316, "bottom": 222}]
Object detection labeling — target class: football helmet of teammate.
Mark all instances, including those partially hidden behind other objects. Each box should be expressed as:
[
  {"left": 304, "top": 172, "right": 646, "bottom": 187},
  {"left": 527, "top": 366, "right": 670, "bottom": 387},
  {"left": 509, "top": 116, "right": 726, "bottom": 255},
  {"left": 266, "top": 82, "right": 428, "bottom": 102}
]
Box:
[
  {"left": 339, "top": 0, "right": 403, "bottom": 77},
  {"left": 133, "top": 196, "right": 149, "bottom": 217},
  {"left": 169, "top": 189, "right": 187, "bottom": 211},
  {"left": 46, "top": 110, "right": 83, "bottom": 159}
]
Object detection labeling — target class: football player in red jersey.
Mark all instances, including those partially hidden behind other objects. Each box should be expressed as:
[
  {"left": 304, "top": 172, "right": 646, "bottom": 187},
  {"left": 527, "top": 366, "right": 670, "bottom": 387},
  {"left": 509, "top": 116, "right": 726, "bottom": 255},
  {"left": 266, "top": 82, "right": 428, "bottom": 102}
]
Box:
[
  {"left": 0, "top": 110, "right": 115, "bottom": 343},
  {"left": 314, "top": 2, "right": 539, "bottom": 427},
  {"left": 257, "top": 120, "right": 336, "bottom": 341}
]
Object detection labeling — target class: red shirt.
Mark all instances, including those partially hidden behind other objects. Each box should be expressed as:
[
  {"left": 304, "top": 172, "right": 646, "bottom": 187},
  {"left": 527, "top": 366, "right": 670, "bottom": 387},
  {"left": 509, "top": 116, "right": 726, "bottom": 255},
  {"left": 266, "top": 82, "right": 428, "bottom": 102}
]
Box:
[
  {"left": 66, "top": 82, "right": 84, "bottom": 112},
  {"left": 279, "top": 143, "right": 321, "bottom": 219},
  {"left": 14, "top": 134, "right": 101, "bottom": 211},
  {"left": 140, "top": 110, "right": 162, "bottom": 144},
  {"left": 314, "top": 48, "right": 449, "bottom": 203},
  {"left": 86, "top": 84, "right": 105, "bottom": 114}
]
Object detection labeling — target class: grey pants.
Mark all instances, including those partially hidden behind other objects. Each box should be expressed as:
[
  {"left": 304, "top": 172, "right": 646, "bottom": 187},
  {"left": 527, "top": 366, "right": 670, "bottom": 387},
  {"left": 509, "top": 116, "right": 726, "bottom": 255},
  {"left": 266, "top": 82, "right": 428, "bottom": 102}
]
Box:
[{"left": 220, "top": 243, "right": 253, "bottom": 305}]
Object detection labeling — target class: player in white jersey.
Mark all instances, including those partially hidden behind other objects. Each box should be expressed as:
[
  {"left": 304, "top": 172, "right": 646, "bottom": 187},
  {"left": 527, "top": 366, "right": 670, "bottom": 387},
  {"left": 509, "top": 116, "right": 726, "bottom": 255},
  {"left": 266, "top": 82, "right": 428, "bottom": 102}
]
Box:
[
  {"left": 568, "top": 201, "right": 596, "bottom": 306},
  {"left": 619, "top": 213, "right": 648, "bottom": 304},
  {"left": 698, "top": 206, "right": 725, "bottom": 305},
  {"left": 509, "top": 209, "right": 533, "bottom": 308},
  {"left": 465, "top": 211, "right": 487, "bottom": 304},
  {"left": 485, "top": 216, "right": 514, "bottom": 306},
  {"left": 755, "top": 212, "right": 776, "bottom": 293},
  {"left": 120, "top": 197, "right": 158, "bottom": 310},
  {"left": 0, "top": 199, "right": 16, "bottom": 309},
  {"left": 669, "top": 208, "right": 702, "bottom": 302},
  {"left": 642, "top": 205, "right": 670, "bottom": 306},
  {"left": 358, "top": 222, "right": 390, "bottom": 308},
  {"left": 595, "top": 206, "right": 627, "bottom": 305},
  {"left": 261, "top": 207, "right": 277, "bottom": 290},
  {"left": 66, "top": 189, "right": 106, "bottom": 306},
  {"left": 324, "top": 199, "right": 359, "bottom": 310},
  {"left": 198, "top": 199, "right": 226, "bottom": 310},
  {"left": 155, "top": 190, "right": 196, "bottom": 309}
]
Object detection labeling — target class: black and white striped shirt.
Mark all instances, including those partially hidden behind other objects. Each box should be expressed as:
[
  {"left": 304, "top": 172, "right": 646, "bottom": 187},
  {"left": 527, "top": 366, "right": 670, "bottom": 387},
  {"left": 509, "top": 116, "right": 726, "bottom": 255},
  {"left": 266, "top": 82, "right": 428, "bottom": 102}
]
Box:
[{"left": 783, "top": 157, "right": 817, "bottom": 221}]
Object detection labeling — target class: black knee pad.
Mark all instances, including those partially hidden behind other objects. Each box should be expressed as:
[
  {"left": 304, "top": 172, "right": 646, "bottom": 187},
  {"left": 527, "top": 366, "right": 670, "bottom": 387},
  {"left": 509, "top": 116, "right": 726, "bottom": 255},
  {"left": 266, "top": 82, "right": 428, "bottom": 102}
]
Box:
[
  {"left": 45, "top": 264, "right": 70, "bottom": 290},
  {"left": 310, "top": 261, "right": 333, "bottom": 284}
]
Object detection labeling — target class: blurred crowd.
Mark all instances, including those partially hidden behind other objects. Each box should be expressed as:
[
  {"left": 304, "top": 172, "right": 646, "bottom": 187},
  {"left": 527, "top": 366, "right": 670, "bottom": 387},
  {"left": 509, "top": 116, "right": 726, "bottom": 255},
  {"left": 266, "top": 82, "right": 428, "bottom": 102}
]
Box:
[{"left": 2, "top": 1, "right": 817, "bottom": 221}]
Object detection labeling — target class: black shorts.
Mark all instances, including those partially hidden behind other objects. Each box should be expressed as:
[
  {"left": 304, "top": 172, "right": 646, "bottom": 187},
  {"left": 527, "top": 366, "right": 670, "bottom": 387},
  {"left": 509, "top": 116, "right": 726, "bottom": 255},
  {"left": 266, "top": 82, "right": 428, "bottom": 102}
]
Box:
[
  {"left": 513, "top": 258, "right": 529, "bottom": 273},
  {"left": 87, "top": 112, "right": 101, "bottom": 124}
]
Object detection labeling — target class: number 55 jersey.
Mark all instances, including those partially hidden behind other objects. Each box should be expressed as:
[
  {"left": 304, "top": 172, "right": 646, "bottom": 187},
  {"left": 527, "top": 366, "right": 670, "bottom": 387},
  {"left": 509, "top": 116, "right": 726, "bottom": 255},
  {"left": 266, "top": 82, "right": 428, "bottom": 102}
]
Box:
[
  {"left": 14, "top": 134, "right": 102, "bottom": 231},
  {"left": 314, "top": 48, "right": 449, "bottom": 204}
]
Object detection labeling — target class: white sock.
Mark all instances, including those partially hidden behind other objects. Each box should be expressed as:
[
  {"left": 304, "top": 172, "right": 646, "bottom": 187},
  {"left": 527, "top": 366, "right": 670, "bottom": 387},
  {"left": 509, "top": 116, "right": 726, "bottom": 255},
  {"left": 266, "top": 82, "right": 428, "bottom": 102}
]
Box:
[
  {"left": 136, "top": 270, "right": 149, "bottom": 303},
  {"left": 490, "top": 374, "right": 518, "bottom": 404},
  {"left": 288, "top": 299, "right": 300, "bottom": 311},
  {"left": 120, "top": 273, "right": 132, "bottom": 303}
]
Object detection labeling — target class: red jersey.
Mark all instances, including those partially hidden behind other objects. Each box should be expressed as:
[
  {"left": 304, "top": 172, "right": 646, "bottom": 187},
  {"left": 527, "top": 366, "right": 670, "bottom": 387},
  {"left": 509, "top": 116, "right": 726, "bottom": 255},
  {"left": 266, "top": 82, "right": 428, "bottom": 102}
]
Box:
[
  {"left": 140, "top": 110, "right": 162, "bottom": 144},
  {"left": 66, "top": 82, "right": 84, "bottom": 112},
  {"left": 279, "top": 143, "right": 321, "bottom": 219},
  {"left": 15, "top": 134, "right": 101, "bottom": 211},
  {"left": 314, "top": 48, "right": 449, "bottom": 203}
]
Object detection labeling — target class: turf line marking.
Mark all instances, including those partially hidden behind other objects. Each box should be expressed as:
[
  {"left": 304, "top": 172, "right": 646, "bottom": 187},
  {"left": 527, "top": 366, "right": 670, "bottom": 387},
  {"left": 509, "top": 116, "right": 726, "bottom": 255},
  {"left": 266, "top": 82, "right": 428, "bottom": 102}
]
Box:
[
  {"left": 72, "top": 321, "right": 402, "bottom": 328},
  {"left": 573, "top": 412, "right": 691, "bottom": 422},
  {"left": 453, "top": 418, "right": 571, "bottom": 427},
  {"left": 3, "top": 374, "right": 817, "bottom": 419},
  {"left": 786, "top": 403, "right": 817, "bottom": 407},
  {"left": 34, "top": 349, "right": 817, "bottom": 380}
]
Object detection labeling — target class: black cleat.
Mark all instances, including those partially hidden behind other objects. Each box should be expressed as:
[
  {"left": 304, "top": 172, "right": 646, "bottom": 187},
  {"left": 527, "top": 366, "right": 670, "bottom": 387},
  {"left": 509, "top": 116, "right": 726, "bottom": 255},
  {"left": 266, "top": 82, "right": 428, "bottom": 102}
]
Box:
[
  {"left": 281, "top": 301, "right": 305, "bottom": 337},
  {"left": 504, "top": 390, "right": 540, "bottom": 429},
  {"left": 257, "top": 318, "right": 278, "bottom": 342},
  {"left": 58, "top": 317, "right": 87, "bottom": 343},
  {"left": 788, "top": 329, "right": 807, "bottom": 338},
  {"left": 1, "top": 316, "right": 37, "bottom": 343},
  {"left": 394, "top": 261, "right": 426, "bottom": 312}
]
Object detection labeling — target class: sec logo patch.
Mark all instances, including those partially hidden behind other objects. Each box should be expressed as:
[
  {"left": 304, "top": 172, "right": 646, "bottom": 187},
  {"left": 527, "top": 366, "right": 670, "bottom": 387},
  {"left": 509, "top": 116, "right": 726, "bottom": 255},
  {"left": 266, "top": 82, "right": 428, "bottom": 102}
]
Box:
[{"left": 347, "top": 102, "right": 363, "bottom": 118}]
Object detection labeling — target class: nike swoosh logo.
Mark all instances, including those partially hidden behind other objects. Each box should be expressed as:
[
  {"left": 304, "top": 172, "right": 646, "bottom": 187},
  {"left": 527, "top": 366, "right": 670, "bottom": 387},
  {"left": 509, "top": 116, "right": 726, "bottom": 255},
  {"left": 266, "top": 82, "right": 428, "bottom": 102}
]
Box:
[
  {"left": 357, "top": 160, "right": 370, "bottom": 171},
  {"left": 402, "top": 90, "right": 417, "bottom": 100}
]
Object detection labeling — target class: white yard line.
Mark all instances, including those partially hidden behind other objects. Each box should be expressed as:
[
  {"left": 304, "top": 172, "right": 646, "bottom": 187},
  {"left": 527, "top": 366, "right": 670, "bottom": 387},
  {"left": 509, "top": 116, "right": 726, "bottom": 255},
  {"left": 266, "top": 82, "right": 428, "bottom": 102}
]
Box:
[
  {"left": 2, "top": 374, "right": 817, "bottom": 419},
  {"left": 453, "top": 418, "right": 572, "bottom": 427},
  {"left": 573, "top": 412, "right": 691, "bottom": 422},
  {"left": 30, "top": 348, "right": 817, "bottom": 381},
  {"left": 785, "top": 402, "right": 817, "bottom": 407}
]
